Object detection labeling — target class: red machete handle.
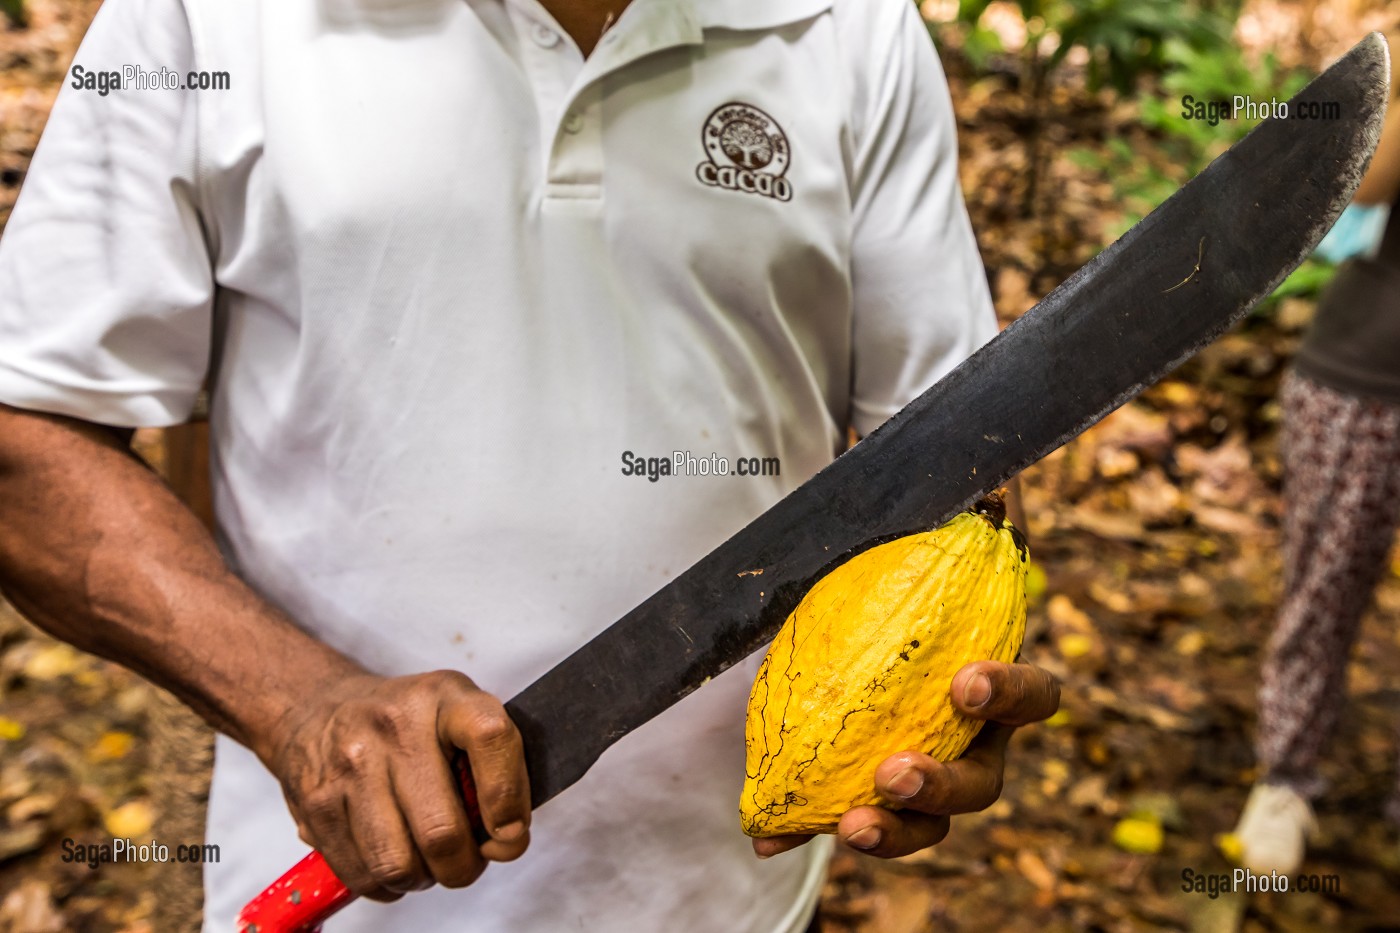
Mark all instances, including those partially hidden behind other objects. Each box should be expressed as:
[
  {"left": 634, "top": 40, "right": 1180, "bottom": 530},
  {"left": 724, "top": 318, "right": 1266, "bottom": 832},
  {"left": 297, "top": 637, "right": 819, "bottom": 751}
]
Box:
[{"left": 236, "top": 751, "right": 486, "bottom": 932}]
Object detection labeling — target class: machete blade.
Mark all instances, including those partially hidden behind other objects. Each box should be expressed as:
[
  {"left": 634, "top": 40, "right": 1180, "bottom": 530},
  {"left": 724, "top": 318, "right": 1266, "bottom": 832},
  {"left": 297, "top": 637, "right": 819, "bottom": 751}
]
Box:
[{"left": 509, "top": 34, "right": 1389, "bottom": 807}]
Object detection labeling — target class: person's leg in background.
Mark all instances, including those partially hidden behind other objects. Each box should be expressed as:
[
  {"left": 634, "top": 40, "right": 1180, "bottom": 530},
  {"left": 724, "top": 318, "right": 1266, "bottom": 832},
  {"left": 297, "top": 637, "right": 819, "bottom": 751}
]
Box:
[{"left": 1237, "top": 369, "right": 1400, "bottom": 873}]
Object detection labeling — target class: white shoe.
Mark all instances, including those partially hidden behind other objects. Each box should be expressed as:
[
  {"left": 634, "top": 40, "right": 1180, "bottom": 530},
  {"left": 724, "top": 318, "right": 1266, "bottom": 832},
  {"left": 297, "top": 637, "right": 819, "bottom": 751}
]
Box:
[{"left": 1234, "top": 783, "right": 1317, "bottom": 874}]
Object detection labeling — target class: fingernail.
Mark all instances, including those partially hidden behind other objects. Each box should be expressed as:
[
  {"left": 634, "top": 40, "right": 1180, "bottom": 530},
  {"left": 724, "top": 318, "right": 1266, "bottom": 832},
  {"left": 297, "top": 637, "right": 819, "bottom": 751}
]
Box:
[
  {"left": 755, "top": 849, "right": 773, "bottom": 860},
  {"left": 887, "top": 767, "right": 924, "bottom": 799},
  {"left": 846, "top": 826, "right": 881, "bottom": 850},
  {"left": 494, "top": 820, "right": 526, "bottom": 842},
  {"left": 964, "top": 672, "right": 992, "bottom": 708}
]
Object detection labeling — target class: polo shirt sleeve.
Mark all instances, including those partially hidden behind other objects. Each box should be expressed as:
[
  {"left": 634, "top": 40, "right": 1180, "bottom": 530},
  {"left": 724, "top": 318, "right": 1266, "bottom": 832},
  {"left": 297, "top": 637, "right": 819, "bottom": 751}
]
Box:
[
  {"left": 0, "top": 0, "right": 213, "bottom": 428},
  {"left": 846, "top": 0, "right": 998, "bottom": 438}
]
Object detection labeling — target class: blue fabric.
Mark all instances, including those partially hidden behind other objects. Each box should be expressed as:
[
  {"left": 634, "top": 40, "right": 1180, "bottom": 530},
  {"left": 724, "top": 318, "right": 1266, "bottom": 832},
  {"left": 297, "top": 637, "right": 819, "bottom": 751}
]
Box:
[{"left": 1314, "top": 202, "right": 1391, "bottom": 264}]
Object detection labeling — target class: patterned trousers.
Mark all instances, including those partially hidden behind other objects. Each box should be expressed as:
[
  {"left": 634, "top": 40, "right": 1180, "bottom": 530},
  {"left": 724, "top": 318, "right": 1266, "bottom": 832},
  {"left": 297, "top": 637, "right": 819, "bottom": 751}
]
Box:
[{"left": 1256, "top": 370, "right": 1400, "bottom": 800}]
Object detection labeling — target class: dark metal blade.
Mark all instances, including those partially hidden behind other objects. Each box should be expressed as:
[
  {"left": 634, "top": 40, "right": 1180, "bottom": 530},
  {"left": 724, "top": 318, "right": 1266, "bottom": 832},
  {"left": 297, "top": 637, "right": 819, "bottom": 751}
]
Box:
[{"left": 506, "top": 34, "right": 1389, "bottom": 807}]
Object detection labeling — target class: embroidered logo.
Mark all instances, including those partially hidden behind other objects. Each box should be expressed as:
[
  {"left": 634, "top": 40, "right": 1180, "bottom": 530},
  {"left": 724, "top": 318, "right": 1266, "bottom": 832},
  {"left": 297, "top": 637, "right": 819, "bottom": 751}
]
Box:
[{"left": 696, "top": 102, "right": 792, "bottom": 202}]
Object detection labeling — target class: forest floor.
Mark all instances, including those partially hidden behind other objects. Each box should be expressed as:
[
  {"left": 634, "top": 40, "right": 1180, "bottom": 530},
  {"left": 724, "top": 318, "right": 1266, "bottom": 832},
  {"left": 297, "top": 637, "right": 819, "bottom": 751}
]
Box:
[{"left": 2, "top": 1, "right": 1400, "bottom": 931}]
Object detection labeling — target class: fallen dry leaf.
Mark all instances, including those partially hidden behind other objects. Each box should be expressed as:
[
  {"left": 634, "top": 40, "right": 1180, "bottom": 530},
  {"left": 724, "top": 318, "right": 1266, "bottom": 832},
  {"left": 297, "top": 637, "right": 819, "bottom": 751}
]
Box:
[
  {"left": 0, "top": 878, "right": 64, "bottom": 933},
  {"left": 102, "top": 800, "right": 154, "bottom": 840},
  {"left": 87, "top": 731, "right": 135, "bottom": 763},
  {"left": 1111, "top": 816, "right": 1164, "bottom": 855},
  {"left": 1015, "top": 849, "right": 1058, "bottom": 891},
  {"left": 21, "top": 643, "right": 80, "bottom": 682}
]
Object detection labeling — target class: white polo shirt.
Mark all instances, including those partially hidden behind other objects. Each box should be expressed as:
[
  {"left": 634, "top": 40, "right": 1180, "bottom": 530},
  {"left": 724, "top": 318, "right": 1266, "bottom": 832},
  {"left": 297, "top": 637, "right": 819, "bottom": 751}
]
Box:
[{"left": 0, "top": 0, "right": 997, "bottom": 929}]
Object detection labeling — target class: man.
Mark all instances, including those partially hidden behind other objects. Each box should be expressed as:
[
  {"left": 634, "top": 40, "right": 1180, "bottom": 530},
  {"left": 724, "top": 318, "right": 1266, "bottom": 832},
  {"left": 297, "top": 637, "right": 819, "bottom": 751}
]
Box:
[{"left": 0, "top": 0, "right": 1059, "bottom": 929}]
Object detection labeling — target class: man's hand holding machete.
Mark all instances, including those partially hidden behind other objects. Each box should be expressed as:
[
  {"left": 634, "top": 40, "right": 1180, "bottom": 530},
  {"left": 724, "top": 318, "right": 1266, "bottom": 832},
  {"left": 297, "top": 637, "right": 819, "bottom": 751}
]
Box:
[{"left": 0, "top": 407, "right": 539, "bottom": 903}]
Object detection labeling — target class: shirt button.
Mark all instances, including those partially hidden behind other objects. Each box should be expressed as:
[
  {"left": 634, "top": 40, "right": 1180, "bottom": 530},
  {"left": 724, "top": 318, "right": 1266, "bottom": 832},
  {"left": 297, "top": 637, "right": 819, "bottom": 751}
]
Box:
[
  {"left": 530, "top": 22, "right": 559, "bottom": 48},
  {"left": 563, "top": 111, "right": 584, "bottom": 134}
]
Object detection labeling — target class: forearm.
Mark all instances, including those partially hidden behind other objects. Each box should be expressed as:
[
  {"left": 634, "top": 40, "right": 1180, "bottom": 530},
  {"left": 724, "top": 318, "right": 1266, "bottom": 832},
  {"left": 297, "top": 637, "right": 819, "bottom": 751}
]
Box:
[
  {"left": 0, "top": 404, "right": 362, "bottom": 763},
  {"left": 1353, "top": 107, "right": 1400, "bottom": 205},
  {"left": 1353, "top": 33, "right": 1400, "bottom": 206}
]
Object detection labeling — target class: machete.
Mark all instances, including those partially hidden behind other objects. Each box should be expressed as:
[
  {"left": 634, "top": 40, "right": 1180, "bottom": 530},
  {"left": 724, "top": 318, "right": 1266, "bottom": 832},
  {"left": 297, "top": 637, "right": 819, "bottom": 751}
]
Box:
[{"left": 239, "top": 34, "right": 1388, "bottom": 932}]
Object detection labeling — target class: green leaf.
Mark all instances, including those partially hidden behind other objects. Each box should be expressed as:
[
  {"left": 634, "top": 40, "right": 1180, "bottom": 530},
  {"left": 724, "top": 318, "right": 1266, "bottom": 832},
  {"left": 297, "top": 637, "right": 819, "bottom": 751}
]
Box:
[{"left": 0, "top": 0, "right": 27, "bottom": 28}]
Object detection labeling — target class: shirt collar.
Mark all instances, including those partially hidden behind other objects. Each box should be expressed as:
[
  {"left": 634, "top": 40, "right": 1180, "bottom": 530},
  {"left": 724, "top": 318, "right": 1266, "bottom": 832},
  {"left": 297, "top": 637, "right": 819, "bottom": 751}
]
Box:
[
  {"left": 691, "top": 0, "right": 834, "bottom": 31},
  {"left": 572, "top": 0, "right": 833, "bottom": 87}
]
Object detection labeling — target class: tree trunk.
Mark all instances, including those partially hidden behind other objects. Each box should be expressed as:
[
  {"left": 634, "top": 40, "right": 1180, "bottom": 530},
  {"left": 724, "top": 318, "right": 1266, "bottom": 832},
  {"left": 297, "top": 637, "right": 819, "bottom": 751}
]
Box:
[{"left": 147, "top": 420, "right": 215, "bottom": 933}]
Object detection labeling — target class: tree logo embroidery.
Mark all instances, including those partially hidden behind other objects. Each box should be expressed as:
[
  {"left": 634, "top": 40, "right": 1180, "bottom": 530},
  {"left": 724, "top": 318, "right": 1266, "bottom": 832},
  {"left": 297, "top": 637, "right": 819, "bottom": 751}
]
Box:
[{"left": 696, "top": 102, "right": 792, "bottom": 202}]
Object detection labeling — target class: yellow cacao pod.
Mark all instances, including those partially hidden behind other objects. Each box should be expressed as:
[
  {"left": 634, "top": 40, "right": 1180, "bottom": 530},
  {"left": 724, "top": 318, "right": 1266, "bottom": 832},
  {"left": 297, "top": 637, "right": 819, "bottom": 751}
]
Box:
[{"left": 741, "top": 498, "right": 1028, "bottom": 837}]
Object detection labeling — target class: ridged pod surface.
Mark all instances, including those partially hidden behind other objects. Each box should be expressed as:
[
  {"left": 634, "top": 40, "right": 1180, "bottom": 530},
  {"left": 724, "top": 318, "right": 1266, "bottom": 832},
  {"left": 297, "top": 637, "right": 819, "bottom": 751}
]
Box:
[{"left": 741, "top": 503, "right": 1028, "bottom": 837}]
